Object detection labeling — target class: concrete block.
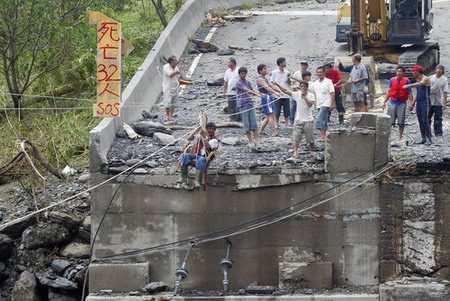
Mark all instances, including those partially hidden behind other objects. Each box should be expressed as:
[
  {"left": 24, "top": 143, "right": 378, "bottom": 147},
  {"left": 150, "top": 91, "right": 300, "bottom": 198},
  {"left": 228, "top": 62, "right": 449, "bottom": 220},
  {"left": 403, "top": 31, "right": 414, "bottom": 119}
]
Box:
[
  {"left": 89, "top": 262, "right": 149, "bottom": 293},
  {"left": 375, "top": 114, "right": 391, "bottom": 136},
  {"left": 344, "top": 218, "right": 380, "bottom": 245},
  {"left": 375, "top": 135, "right": 390, "bottom": 165},
  {"left": 279, "top": 262, "right": 333, "bottom": 289},
  {"left": 325, "top": 129, "right": 376, "bottom": 173},
  {"left": 344, "top": 245, "right": 379, "bottom": 285},
  {"left": 350, "top": 113, "right": 378, "bottom": 128},
  {"left": 379, "top": 282, "right": 450, "bottom": 301}
]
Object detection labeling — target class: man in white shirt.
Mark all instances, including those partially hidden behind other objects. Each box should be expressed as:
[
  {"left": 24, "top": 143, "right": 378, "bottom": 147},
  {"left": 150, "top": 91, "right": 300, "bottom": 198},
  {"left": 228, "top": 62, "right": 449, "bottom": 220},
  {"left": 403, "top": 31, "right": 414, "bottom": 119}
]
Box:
[
  {"left": 429, "top": 64, "right": 448, "bottom": 136},
  {"left": 310, "top": 66, "right": 335, "bottom": 141},
  {"left": 270, "top": 57, "right": 291, "bottom": 128},
  {"left": 162, "top": 55, "right": 180, "bottom": 122},
  {"left": 276, "top": 81, "right": 315, "bottom": 154},
  {"left": 289, "top": 60, "right": 309, "bottom": 125},
  {"left": 223, "top": 58, "right": 241, "bottom": 122}
]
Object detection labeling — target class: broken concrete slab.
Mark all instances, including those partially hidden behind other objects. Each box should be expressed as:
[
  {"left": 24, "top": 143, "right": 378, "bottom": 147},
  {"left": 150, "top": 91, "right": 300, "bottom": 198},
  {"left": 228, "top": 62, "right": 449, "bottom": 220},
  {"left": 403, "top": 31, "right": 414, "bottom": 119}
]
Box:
[
  {"left": 89, "top": 263, "right": 150, "bottom": 293},
  {"left": 279, "top": 261, "right": 333, "bottom": 289}
]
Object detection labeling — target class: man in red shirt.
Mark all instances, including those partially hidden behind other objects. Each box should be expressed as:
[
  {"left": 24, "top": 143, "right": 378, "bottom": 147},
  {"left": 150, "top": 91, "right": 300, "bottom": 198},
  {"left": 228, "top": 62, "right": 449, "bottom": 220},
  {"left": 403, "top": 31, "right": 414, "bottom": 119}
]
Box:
[{"left": 324, "top": 63, "right": 344, "bottom": 124}]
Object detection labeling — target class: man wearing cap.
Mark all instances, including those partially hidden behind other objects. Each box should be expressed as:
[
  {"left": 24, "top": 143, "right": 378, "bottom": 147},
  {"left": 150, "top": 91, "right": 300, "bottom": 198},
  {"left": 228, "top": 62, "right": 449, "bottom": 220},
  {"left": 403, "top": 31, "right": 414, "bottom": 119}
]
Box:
[
  {"left": 324, "top": 63, "right": 345, "bottom": 124},
  {"left": 403, "top": 65, "right": 432, "bottom": 144},
  {"left": 382, "top": 66, "right": 413, "bottom": 140},
  {"left": 270, "top": 57, "right": 292, "bottom": 128},
  {"left": 290, "top": 61, "right": 309, "bottom": 125},
  {"left": 428, "top": 64, "right": 448, "bottom": 137}
]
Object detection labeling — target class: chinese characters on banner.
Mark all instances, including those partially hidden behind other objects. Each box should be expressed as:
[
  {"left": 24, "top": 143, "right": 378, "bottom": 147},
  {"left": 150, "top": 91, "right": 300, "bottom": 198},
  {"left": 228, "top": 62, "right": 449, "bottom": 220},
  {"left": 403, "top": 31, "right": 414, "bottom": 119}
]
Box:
[{"left": 89, "top": 12, "right": 122, "bottom": 117}]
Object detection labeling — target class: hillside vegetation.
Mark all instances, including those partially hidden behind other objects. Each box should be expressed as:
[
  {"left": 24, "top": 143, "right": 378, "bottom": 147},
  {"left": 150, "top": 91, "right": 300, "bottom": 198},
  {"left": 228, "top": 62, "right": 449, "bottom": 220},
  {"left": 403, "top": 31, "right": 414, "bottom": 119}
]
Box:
[{"left": 0, "top": 0, "right": 185, "bottom": 169}]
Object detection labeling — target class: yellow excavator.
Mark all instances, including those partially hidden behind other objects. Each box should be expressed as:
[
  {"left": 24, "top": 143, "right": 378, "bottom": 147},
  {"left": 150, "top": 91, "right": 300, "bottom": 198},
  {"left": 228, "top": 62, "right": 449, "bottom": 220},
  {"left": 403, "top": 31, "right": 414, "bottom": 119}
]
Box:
[{"left": 334, "top": 0, "right": 439, "bottom": 73}]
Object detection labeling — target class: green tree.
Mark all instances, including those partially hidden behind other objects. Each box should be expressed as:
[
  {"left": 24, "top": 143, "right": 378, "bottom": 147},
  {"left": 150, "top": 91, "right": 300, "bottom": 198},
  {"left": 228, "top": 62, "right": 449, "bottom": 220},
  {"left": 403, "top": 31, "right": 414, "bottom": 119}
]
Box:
[{"left": 0, "top": 0, "right": 92, "bottom": 117}]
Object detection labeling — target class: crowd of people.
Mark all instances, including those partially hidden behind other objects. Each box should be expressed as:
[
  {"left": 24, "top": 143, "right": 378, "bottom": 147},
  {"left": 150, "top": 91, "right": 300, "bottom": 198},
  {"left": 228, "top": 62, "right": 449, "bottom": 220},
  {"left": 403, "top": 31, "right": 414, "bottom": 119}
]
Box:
[
  {"left": 161, "top": 54, "right": 449, "bottom": 185},
  {"left": 221, "top": 54, "right": 370, "bottom": 152}
]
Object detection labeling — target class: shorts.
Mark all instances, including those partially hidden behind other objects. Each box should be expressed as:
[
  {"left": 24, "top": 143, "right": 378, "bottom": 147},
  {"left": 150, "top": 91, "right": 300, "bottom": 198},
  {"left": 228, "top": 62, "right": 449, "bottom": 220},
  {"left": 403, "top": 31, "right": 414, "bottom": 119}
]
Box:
[
  {"left": 239, "top": 104, "right": 258, "bottom": 133},
  {"left": 351, "top": 91, "right": 365, "bottom": 103},
  {"left": 388, "top": 101, "right": 407, "bottom": 126},
  {"left": 261, "top": 94, "right": 275, "bottom": 115},
  {"left": 274, "top": 97, "right": 290, "bottom": 117},
  {"left": 293, "top": 121, "right": 314, "bottom": 144},
  {"left": 315, "top": 106, "right": 330, "bottom": 130},
  {"left": 163, "top": 88, "right": 179, "bottom": 108}
]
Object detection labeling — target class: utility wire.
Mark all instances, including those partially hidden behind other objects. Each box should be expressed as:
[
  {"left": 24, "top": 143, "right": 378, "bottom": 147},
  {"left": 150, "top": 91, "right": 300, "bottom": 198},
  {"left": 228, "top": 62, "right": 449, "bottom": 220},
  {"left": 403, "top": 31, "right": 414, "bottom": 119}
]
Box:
[{"left": 98, "top": 161, "right": 402, "bottom": 260}]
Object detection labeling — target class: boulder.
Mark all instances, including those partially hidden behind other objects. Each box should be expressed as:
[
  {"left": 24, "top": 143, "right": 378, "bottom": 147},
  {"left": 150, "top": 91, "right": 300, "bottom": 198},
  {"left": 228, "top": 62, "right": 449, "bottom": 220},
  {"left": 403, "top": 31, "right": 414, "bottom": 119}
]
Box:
[
  {"left": 11, "top": 271, "right": 41, "bottom": 301},
  {"left": 82, "top": 216, "right": 91, "bottom": 230},
  {"left": 0, "top": 261, "right": 6, "bottom": 281},
  {"left": 59, "top": 242, "right": 90, "bottom": 258},
  {"left": 78, "top": 227, "right": 90, "bottom": 242},
  {"left": 141, "top": 110, "right": 158, "bottom": 119},
  {"left": 143, "top": 281, "right": 168, "bottom": 293},
  {"left": 207, "top": 74, "right": 225, "bottom": 86},
  {"left": 221, "top": 136, "right": 244, "bottom": 146},
  {"left": 22, "top": 223, "right": 71, "bottom": 249},
  {"left": 48, "top": 211, "right": 82, "bottom": 229},
  {"left": 0, "top": 214, "right": 36, "bottom": 237},
  {"left": 132, "top": 121, "right": 171, "bottom": 137},
  {"left": 51, "top": 260, "right": 71, "bottom": 275},
  {"left": 36, "top": 272, "right": 78, "bottom": 290},
  {"left": 217, "top": 49, "right": 235, "bottom": 56},
  {"left": 77, "top": 173, "right": 90, "bottom": 183},
  {"left": 153, "top": 133, "right": 176, "bottom": 145},
  {"left": 0, "top": 234, "right": 13, "bottom": 260}
]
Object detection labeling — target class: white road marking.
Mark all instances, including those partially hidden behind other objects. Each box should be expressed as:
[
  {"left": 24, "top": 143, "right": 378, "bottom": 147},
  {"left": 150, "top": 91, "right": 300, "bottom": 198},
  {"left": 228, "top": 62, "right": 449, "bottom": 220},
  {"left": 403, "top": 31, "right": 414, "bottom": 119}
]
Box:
[
  {"left": 179, "top": 26, "right": 218, "bottom": 96},
  {"left": 242, "top": 10, "right": 336, "bottom": 16}
]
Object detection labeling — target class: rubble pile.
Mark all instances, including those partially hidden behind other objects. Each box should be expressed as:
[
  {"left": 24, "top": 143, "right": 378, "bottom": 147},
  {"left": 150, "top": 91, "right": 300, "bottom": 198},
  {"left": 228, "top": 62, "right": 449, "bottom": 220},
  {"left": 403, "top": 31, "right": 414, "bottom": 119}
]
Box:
[{"left": 0, "top": 171, "right": 91, "bottom": 300}]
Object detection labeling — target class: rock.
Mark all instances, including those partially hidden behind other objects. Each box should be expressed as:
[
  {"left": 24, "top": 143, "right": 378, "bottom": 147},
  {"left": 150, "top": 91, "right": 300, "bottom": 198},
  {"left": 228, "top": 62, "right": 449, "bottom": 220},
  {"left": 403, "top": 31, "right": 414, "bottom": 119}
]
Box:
[
  {"left": 443, "top": 154, "right": 450, "bottom": 162},
  {"left": 186, "top": 47, "right": 200, "bottom": 54},
  {"left": 143, "top": 281, "right": 168, "bottom": 293},
  {"left": 207, "top": 74, "right": 225, "bottom": 86},
  {"left": 129, "top": 291, "right": 141, "bottom": 296},
  {"left": 59, "top": 242, "right": 90, "bottom": 258},
  {"left": 36, "top": 272, "right": 78, "bottom": 290},
  {"left": 0, "top": 214, "right": 36, "bottom": 237},
  {"left": 78, "top": 228, "right": 90, "bottom": 243},
  {"left": 74, "top": 267, "right": 87, "bottom": 285},
  {"left": 11, "top": 271, "right": 41, "bottom": 301},
  {"left": 0, "top": 261, "right": 8, "bottom": 283},
  {"left": 153, "top": 133, "right": 176, "bottom": 145},
  {"left": 125, "top": 159, "right": 141, "bottom": 167},
  {"left": 82, "top": 216, "right": 91, "bottom": 230},
  {"left": 0, "top": 211, "right": 4, "bottom": 222},
  {"left": 22, "top": 223, "right": 71, "bottom": 249},
  {"left": 142, "top": 110, "right": 158, "bottom": 119},
  {"left": 133, "top": 121, "right": 171, "bottom": 137},
  {"left": 145, "top": 160, "right": 159, "bottom": 168},
  {"left": 77, "top": 174, "right": 90, "bottom": 183},
  {"left": 221, "top": 137, "right": 242, "bottom": 146},
  {"left": 51, "top": 260, "right": 71, "bottom": 275},
  {"left": 48, "top": 288, "right": 78, "bottom": 301},
  {"left": 0, "top": 234, "right": 13, "bottom": 260},
  {"left": 217, "top": 49, "right": 235, "bottom": 56},
  {"left": 48, "top": 211, "right": 82, "bottom": 229}
]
